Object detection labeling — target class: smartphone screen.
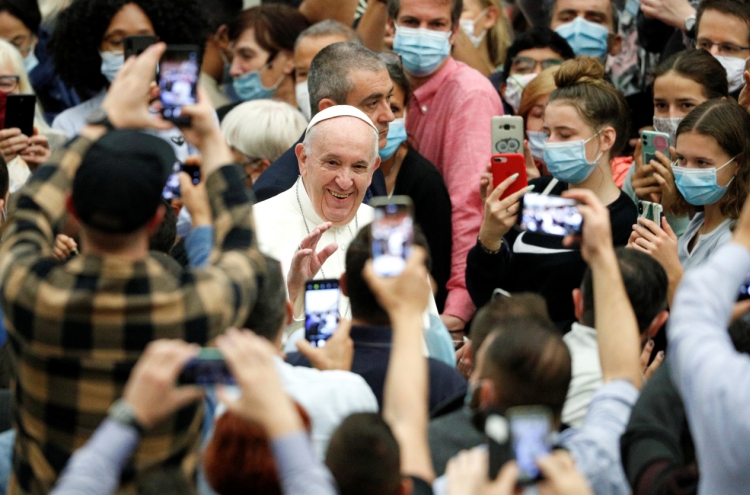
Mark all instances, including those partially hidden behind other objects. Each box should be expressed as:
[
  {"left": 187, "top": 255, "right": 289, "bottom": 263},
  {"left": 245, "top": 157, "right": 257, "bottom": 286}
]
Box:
[
  {"left": 158, "top": 46, "right": 200, "bottom": 125},
  {"left": 519, "top": 193, "right": 582, "bottom": 236},
  {"left": 305, "top": 279, "right": 340, "bottom": 348},
  {"left": 162, "top": 162, "right": 182, "bottom": 200},
  {"left": 371, "top": 198, "right": 414, "bottom": 277},
  {"left": 178, "top": 348, "right": 234, "bottom": 386},
  {"left": 508, "top": 407, "right": 553, "bottom": 484}
]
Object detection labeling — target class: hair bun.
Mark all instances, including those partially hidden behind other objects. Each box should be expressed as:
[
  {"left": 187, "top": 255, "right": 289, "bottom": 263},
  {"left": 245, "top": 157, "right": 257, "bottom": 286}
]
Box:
[{"left": 554, "top": 57, "right": 607, "bottom": 88}]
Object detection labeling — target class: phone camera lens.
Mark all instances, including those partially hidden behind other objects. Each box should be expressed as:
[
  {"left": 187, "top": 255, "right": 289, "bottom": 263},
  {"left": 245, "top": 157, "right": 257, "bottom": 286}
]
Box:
[{"left": 503, "top": 124, "right": 510, "bottom": 130}]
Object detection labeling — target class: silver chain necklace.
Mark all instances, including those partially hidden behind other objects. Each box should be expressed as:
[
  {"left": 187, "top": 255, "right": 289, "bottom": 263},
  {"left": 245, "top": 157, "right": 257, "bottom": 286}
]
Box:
[{"left": 295, "top": 179, "right": 356, "bottom": 317}]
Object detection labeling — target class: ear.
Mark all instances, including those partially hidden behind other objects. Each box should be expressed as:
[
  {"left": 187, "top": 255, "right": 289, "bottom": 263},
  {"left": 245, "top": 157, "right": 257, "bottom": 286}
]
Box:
[
  {"left": 65, "top": 194, "right": 79, "bottom": 220},
  {"left": 318, "top": 98, "right": 336, "bottom": 113},
  {"left": 608, "top": 33, "right": 623, "bottom": 56},
  {"left": 145, "top": 204, "right": 166, "bottom": 235},
  {"left": 449, "top": 21, "right": 461, "bottom": 45},
  {"left": 339, "top": 273, "right": 348, "bottom": 297},
  {"left": 483, "top": 6, "right": 499, "bottom": 30},
  {"left": 600, "top": 126, "right": 617, "bottom": 154},
  {"left": 285, "top": 300, "right": 293, "bottom": 326},
  {"left": 479, "top": 379, "right": 497, "bottom": 409},
  {"left": 296, "top": 142, "right": 308, "bottom": 177},
  {"left": 572, "top": 288, "right": 584, "bottom": 322},
  {"left": 257, "top": 158, "right": 272, "bottom": 175},
  {"left": 648, "top": 310, "right": 669, "bottom": 339},
  {"left": 214, "top": 24, "right": 231, "bottom": 50}
]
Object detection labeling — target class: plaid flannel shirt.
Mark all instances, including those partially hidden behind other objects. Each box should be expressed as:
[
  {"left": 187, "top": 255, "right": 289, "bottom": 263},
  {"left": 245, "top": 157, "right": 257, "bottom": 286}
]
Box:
[{"left": 0, "top": 136, "right": 264, "bottom": 495}]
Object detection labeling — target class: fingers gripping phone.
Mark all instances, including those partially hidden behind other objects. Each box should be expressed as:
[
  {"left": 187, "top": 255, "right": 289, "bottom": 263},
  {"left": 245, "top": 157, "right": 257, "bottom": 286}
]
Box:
[
  {"left": 370, "top": 196, "right": 414, "bottom": 277},
  {"left": 158, "top": 45, "right": 201, "bottom": 125},
  {"left": 492, "top": 153, "right": 528, "bottom": 200},
  {"left": 638, "top": 200, "right": 663, "bottom": 227},
  {"left": 305, "top": 279, "right": 340, "bottom": 348},
  {"left": 518, "top": 193, "right": 583, "bottom": 236},
  {"left": 178, "top": 348, "right": 234, "bottom": 386},
  {"left": 507, "top": 406, "right": 554, "bottom": 485},
  {"left": 491, "top": 116, "right": 524, "bottom": 155},
  {"left": 641, "top": 130, "right": 670, "bottom": 165}
]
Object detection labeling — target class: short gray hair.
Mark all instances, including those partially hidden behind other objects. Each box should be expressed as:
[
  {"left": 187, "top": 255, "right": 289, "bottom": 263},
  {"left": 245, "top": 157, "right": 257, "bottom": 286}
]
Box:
[
  {"left": 308, "top": 42, "right": 385, "bottom": 118},
  {"left": 387, "top": 0, "right": 463, "bottom": 27},
  {"left": 295, "top": 19, "right": 363, "bottom": 49},
  {"left": 221, "top": 100, "right": 307, "bottom": 161},
  {"left": 303, "top": 117, "right": 379, "bottom": 166}
]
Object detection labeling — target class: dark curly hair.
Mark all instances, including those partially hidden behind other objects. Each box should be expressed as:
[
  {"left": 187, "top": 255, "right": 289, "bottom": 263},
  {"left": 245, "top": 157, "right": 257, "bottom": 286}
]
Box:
[{"left": 51, "top": 0, "right": 210, "bottom": 99}]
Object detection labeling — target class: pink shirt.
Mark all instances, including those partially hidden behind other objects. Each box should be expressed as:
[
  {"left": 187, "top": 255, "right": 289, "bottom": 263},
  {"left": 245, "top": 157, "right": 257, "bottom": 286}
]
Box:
[{"left": 407, "top": 57, "right": 504, "bottom": 323}]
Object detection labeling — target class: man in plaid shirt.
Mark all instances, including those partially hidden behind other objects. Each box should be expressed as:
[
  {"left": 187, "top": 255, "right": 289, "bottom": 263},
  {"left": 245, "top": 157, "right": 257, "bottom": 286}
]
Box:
[{"left": 0, "top": 44, "right": 264, "bottom": 495}]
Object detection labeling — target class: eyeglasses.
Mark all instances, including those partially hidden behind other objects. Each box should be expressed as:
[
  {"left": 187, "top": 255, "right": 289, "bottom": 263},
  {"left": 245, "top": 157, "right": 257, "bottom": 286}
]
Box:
[
  {"left": 510, "top": 56, "right": 563, "bottom": 74},
  {"left": 695, "top": 38, "right": 750, "bottom": 57},
  {"left": 0, "top": 76, "right": 20, "bottom": 93}
]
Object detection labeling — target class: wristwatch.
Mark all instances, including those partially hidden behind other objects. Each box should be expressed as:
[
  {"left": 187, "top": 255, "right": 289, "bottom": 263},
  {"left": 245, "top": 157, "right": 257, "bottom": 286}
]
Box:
[
  {"left": 684, "top": 14, "right": 696, "bottom": 33},
  {"left": 86, "top": 108, "right": 116, "bottom": 131},
  {"left": 108, "top": 398, "right": 145, "bottom": 435}
]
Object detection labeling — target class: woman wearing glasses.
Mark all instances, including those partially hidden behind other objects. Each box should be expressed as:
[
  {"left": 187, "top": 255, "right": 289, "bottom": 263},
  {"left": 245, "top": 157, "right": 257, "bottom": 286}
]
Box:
[{"left": 0, "top": 38, "right": 63, "bottom": 191}]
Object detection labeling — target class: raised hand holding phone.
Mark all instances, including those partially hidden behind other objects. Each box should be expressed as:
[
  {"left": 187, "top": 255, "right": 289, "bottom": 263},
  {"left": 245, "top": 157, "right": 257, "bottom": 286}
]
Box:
[{"left": 479, "top": 173, "right": 534, "bottom": 251}]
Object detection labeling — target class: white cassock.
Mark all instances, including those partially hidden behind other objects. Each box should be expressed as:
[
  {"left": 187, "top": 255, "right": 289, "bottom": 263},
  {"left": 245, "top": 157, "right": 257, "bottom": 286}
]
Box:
[{"left": 252, "top": 177, "right": 440, "bottom": 323}]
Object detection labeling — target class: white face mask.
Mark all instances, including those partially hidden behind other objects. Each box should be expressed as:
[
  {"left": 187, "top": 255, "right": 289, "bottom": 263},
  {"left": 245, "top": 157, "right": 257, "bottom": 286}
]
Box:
[
  {"left": 652, "top": 116, "right": 682, "bottom": 146},
  {"left": 526, "top": 130, "right": 547, "bottom": 162},
  {"left": 459, "top": 8, "right": 489, "bottom": 48},
  {"left": 503, "top": 73, "right": 537, "bottom": 114},
  {"left": 295, "top": 80, "right": 311, "bottom": 121},
  {"left": 714, "top": 55, "right": 748, "bottom": 93}
]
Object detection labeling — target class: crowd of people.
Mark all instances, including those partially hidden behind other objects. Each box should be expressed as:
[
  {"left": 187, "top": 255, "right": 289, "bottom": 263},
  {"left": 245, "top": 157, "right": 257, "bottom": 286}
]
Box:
[{"left": 0, "top": 0, "right": 746, "bottom": 494}]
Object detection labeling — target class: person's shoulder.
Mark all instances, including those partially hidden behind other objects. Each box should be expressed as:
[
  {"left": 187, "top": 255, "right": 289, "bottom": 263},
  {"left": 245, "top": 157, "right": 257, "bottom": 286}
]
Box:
[
  {"left": 52, "top": 93, "right": 106, "bottom": 134},
  {"left": 283, "top": 362, "right": 378, "bottom": 406},
  {"left": 448, "top": 60, "right": 503, "bottom": 98},
  {"left": 427, "top": 357, "right": 468, "bottom": 386},
  {"left": 607, "top": 191, "right": 638, "bottom": 227}
]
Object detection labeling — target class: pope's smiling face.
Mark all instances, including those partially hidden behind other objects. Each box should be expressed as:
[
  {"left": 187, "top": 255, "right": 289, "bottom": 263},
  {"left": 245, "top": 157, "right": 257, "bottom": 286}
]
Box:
[{"left": 297, "top": 117, "right": 380, "bottom": 226}]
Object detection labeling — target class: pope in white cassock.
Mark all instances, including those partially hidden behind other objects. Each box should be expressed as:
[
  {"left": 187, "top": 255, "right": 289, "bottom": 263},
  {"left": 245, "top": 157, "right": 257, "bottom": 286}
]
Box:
[{"left": 253, "top": 105, "right": 383, "bottom": 319}]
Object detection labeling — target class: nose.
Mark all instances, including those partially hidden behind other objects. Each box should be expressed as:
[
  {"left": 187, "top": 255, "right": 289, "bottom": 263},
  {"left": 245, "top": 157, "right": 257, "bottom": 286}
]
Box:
[
  {"left": 709, "top": 44, "right": 722, "bottom": 57},
  {"left": 379, "top": 100, "right": 395, "bottom": 125},
  {"left": 335, "top": 170, "right": 354, "bottom": 190},
  {"left": 229, "top": 58, "right": 243, "bottom": 78}
]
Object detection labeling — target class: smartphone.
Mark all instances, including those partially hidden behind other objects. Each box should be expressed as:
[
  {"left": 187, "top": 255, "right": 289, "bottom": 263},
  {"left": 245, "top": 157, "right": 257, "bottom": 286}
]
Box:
[
  {"left": 491, "top": 116, "right": 524, "bottom": 155},
  {"left": 182, "top": 164, "right": 201, "bottom": 185},
  {"left": 178, "top": 348, "right": 234, "bottom": 385},
  {"left": 507, "top": 406, "right": 554, "bottom": 485},
  {"left": 305, "top": 279, "right": 340, "bottom": 348},
  {"left": 638, "top": 200, "right": 663, "bottom": 227},
  {"left": 4, "top": 94, "right": 36, "bottom": 137},
  {"left": 370, "top": 196, "right": 415, "bottom": 277},
  {"left": 739, "top": 273, "right": 750, "bottom": 301},
  {"left": 518, "top": 193, "right": 583, "bottom": 236},
  {"left": 641, "top": 130, "right": 670, "bottom": 166},
  {"left": 492, "top": 153, "right": 528, "bottom": 200},
  {"left": 158, "top": 45, "right": 201, "bottom": 125},
  {"left": 124, "top": 34, "right": 157, "bottom": 59},
  {"left": 485, "top": 411, "right": 514, "bottom": 480}
]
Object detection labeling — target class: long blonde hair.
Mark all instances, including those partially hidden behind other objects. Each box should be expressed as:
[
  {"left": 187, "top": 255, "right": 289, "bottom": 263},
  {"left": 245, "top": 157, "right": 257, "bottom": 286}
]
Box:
[{"left": 476, "top": 0, "right": 513, "bottom": 68}]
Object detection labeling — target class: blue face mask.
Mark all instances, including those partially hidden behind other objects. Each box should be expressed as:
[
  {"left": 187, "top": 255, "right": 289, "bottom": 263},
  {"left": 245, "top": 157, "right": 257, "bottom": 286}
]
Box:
[
  {"left": 555, "top": 17, "right": 609, "bottom": 58},
  {"left": 233, "top": 64, "right": 283, "bottom": 102},
  {"left": 672, "top": 157, "right": 736, "bottom": 206},
  {"left": 379, "top": 118, "right": 407, "bottom": 160},
  {"left": 543, "top": 133, "right": 602, "bottom": 184},
  {"left": 100, "top": 51, "right": 124, "bottom": 83},
  {"left": 393, "top": 25, "right": 451, "bottom": 77},
  {"left": 24, "top": 43, "right": 38, "bottom": 74},
  {"left": 527, "top": 130, "right": 547, "bottom": 162}
]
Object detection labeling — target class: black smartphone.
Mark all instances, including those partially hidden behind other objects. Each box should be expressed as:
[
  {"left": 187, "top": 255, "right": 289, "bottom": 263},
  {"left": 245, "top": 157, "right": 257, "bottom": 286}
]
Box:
[
  {"left": 4, "top": 94, "right": 36, "bottom": 137},
  {"left": 158, "top": 45, "right": 201, "bottom": 125},
  {"left": 484, "top": 411, "right": 514, "bottom": 481},
  {"left": 178, "top": 348, "right": 234, "bottom": 385},
  {"left": 507, "top": 406, "right": 554, "bottom": 485},
  {"left": 739, "top": 273, "right": 750, "bottom": 301},
  {"left": 518, "top": 193, "right": 583, "bottom": 236},
  {"left": 304, "top": 279, "right": 340, "bottom": 348},
  {"left": 162, "top": 162, "right": 201, "bottom": 200},
  {"left": 370, "top": 196, "right": 414, "bottom": 277},
  {"left": 124, "top": 34, "right": 157, "bottom": 59},
  {"left": 181, "top": 164, "right": 201, "bottom": 185}
]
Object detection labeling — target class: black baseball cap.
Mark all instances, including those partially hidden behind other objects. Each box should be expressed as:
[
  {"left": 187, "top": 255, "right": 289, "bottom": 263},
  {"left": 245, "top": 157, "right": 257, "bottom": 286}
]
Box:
[{"left": 72, "top": 130, "right": 177, "bottom": 234}]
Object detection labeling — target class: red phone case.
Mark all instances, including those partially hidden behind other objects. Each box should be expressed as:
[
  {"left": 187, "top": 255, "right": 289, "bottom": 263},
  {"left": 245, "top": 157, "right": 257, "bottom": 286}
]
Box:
[{"left": 492, "top": 153, "right": 528, "bottom": 200}]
